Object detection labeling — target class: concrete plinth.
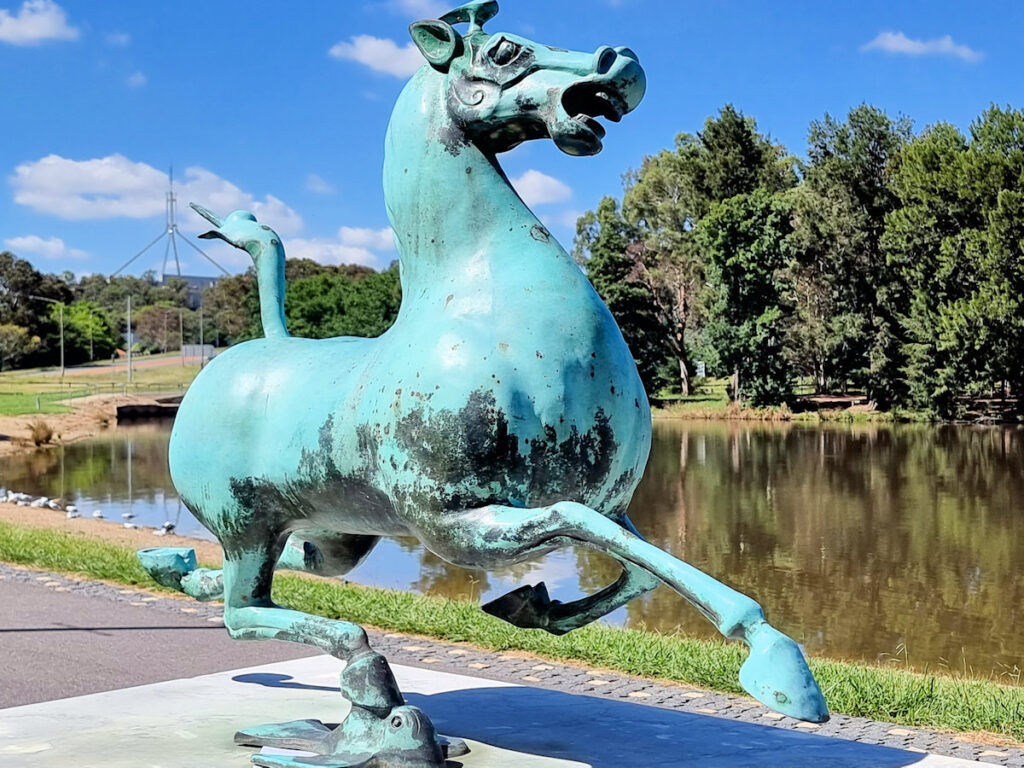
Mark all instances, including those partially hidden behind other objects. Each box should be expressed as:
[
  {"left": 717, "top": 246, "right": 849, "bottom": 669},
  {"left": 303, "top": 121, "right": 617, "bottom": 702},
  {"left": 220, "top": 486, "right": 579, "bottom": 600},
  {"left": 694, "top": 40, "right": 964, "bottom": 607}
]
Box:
[{"left": 0, "top": 656, "right": 991, "bottom": 767}]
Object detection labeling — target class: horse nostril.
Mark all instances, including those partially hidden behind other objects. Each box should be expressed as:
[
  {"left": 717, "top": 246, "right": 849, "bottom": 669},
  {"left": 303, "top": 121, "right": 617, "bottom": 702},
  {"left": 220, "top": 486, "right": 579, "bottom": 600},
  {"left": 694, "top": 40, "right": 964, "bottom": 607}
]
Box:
[
  {"left": 614, "top": 46, "right": 639, "bottom": 63},
  {"left": 594, "top": 46, "right": 617, "bottom": 74}
]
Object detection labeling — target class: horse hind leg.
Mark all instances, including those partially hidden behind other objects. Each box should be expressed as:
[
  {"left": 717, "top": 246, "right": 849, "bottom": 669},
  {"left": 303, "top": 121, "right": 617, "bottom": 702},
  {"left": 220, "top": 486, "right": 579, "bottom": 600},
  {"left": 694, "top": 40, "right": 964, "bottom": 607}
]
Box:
[
  {"left": 277, "top": 530, "right": 380, "bottom": 577},
  {"left": 419, "top": 501, "right": 828, "bottom": 723},
  {"left": 215, "top": 534, "right": 442, "bottom": 765},
  {"left": 140, "top": 520, "right": 444, "bottom": 766},
  {"left": 482, "top": 549, "right": 659, "bottom": 636},
  {"left": 138, "top": 531, "right": 379, "bottom": 602}
]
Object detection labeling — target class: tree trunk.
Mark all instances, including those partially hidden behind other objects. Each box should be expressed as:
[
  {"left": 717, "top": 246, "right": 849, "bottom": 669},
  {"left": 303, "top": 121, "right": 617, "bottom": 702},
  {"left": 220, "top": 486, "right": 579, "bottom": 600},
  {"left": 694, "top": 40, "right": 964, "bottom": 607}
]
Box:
[
  {"left": 679, "top": 357, "right": 690, "bottom": 397},
  {"left": 731, "top": 368, "right": 740, "bottom": 403}
]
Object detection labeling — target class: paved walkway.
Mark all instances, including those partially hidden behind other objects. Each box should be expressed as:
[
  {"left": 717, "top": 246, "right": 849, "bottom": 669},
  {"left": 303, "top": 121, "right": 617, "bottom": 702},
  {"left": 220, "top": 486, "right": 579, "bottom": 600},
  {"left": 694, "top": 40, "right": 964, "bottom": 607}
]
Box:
[{"left": 1, "top": 563, "right": 1021, "bottom": 766}]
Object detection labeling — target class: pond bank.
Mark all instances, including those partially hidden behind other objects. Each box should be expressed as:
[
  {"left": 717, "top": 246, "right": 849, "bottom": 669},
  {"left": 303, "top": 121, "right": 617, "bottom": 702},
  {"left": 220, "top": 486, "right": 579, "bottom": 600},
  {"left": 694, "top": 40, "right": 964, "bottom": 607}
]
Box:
[
  {"left": 0, "top": 394, "right": 174, "bottom": 457},
  {"left": 0, "top": 500, "right": 222, "bottom": 563}
]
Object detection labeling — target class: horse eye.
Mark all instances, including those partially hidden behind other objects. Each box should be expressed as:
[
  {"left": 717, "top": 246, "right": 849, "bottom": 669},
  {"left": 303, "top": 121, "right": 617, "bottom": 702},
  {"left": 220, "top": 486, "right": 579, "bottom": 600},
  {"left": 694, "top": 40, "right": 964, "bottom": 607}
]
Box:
[{"left": 490, "top": 38, "right": 522, "bottom": 67}]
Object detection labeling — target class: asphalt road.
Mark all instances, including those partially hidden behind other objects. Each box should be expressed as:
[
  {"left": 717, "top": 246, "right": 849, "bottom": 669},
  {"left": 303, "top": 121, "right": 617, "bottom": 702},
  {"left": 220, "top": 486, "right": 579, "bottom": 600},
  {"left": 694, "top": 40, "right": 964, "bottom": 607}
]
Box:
[{"left": 0, "top": 573, "right": 318, "bottom": 708}]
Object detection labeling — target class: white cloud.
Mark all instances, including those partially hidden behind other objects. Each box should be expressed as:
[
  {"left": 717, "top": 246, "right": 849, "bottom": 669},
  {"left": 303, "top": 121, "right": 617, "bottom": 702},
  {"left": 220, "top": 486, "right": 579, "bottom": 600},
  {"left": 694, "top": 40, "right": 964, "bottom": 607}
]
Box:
[
  {"left": 183, "top": 167, "right": 303, "bottom": 236},
  {"left": 511, "top": 170, "right": 573, "bottom": 207},
  {"left": 105, "top": 31, "right": 130, "bottom": 46},
  {"left": 339, "top": 226, "right": 394, "bottom": 250},
  {"left": 126, "top": 71, "right": 146, "bottom": 88},
  {"left": 287, "top": 226, "right": 395, "bottom": 268},
  {"left": 329, "top": 34, "right": 423, "bottom": 78},
  {"left": 5, "top": 234, "right": 87, "bottom": 259},
  {"left": 861, "top": 31, "right": 982, "bottom": 62},
  {"left": 305, "top": 173, "right": 336, "bottom": 195},
  {"left": 0, "top": 0, "right": 78, "bottom": 45},
  {"left": 390, "top": 0, "right": 445, "bottom": 17},
  {"left": 10, "top": 154, "right": 303, "bottom": 236}
]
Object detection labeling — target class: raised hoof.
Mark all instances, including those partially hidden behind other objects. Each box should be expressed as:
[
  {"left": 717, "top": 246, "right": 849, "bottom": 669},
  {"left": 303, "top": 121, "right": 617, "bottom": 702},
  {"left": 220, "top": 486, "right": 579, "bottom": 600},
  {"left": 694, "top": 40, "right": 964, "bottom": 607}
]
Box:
[
  {"left": 482, "top": 582, "right": 566, "bottom": 634},
  {"left": 136, "top": 547, "right": 196, "bottom": 590},
  {"left": 739, "top": 623, "right": 829, "bottom": 723}
]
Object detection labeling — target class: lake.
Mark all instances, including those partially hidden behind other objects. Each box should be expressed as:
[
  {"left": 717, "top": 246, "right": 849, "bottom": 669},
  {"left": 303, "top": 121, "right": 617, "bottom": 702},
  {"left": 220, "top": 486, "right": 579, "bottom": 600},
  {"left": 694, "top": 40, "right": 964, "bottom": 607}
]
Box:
[{"left": 2, "top": 419, "right": 1021, "bottom": 679}]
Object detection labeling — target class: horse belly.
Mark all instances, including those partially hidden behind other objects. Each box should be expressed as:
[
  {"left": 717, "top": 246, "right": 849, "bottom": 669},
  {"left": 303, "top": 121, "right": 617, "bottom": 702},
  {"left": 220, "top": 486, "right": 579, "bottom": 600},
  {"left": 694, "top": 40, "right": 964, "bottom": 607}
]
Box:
[{"left": 376, "top": 363, "right": 649, "bottom": 519}]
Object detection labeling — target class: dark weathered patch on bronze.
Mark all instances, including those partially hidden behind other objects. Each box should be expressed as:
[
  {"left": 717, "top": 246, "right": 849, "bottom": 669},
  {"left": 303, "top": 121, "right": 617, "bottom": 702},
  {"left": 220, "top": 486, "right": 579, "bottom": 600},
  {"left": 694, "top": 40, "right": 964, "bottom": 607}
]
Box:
[{"left": 392, "top": 388, "right": 625, "bottom": 511}]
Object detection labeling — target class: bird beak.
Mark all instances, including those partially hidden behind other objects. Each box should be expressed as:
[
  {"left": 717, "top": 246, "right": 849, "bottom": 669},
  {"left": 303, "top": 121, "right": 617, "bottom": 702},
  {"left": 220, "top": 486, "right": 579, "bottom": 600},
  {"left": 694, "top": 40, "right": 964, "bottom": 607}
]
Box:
[
  {"left": 190, "top": 202, "right": 228, "bottom": 241},
  {"left": 190, "top": 202, "right": 223, "bottom": 228}
]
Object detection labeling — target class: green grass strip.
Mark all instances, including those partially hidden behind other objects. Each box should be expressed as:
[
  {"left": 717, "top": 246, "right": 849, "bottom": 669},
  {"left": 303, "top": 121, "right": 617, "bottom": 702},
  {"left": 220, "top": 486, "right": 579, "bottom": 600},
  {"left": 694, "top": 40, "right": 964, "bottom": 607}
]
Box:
[{"left": 1, "top": 520, "right": 1021, "bottom": 741}]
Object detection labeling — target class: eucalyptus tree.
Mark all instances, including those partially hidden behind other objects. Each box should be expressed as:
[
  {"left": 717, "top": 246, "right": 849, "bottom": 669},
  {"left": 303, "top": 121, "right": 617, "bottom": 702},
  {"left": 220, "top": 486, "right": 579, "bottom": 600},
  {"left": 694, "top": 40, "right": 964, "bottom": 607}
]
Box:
[
  {"left": 574, "top": 196, "right": 666, "bottom": 392},
  {"left": 615, "top": 105, "right": 796, "bottom": 395}
]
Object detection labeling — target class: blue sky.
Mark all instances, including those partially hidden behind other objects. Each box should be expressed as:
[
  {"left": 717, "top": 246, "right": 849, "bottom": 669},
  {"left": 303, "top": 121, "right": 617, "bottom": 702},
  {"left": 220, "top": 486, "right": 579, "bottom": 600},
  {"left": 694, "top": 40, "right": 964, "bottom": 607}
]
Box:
[{"left": 1, "top": 0, "right": 1021, "bottom": 278}]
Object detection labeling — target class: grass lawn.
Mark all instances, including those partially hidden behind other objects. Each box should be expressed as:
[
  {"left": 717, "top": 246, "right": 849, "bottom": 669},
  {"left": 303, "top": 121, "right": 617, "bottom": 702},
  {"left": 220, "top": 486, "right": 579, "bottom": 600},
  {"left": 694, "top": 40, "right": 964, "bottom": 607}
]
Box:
[
  {"left": 1, "top": 519, "right": 1021, "bottom": 742},
  {"left": 0, "top": 362, "right": 201, "bottom": 416}
]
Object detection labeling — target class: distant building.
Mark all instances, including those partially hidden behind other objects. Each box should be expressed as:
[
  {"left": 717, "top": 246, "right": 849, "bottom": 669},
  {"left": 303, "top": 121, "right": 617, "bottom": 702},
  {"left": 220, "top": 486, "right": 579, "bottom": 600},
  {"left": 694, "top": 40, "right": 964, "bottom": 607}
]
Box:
[{"left": 161, "top": 274, "right": 221, "bottom": 309}]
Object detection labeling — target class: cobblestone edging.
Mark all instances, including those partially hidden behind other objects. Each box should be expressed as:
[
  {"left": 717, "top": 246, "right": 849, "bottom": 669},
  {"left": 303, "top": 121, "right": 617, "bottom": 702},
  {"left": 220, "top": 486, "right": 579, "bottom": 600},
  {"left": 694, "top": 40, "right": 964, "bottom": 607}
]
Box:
[{"left": 2, "top": 562, "right": 1021, "bottom": 766}]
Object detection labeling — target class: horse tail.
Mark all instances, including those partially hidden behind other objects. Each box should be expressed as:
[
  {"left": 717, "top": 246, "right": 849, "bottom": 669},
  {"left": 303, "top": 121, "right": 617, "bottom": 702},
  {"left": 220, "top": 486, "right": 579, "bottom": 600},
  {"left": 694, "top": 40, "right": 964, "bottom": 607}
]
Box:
[{"left": 137, "top": 547, "right": 224, "bottom": 602}]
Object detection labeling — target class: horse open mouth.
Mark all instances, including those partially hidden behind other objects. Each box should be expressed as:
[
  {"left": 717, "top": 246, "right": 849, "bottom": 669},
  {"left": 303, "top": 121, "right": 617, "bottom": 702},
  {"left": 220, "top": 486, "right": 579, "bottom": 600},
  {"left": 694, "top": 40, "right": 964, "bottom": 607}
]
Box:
[{"left": 561, "top": 81, "right": 627, "bottom": 141}]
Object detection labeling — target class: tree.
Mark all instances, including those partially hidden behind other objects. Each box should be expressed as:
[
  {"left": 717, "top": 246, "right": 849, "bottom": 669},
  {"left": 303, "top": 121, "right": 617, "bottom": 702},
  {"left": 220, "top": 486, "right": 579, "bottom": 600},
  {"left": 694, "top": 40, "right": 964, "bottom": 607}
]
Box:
[
  {"left": 285, "top": 265, "right": 401, "bottom": 339},
  {"left": 699, "top": 189, "right": 795, "bottom": 405},
  {"left": 134, "top": 304, "right": 181, "bottom": 353},
  {"left": 574, "top": 197, "right": 667, "bottom": 392},
  {"left": 51, "top": 301, "right": 117, "bottom": 363},
  {"left": 881, "top": 106, "right": 1024, "bottom": 416},
  {"left": 202, "top": 273, "right": 258, "bottom": 345},
  {"left": 0, "top": 324, "right": 40, "bottom": 371},
  {"left": 620, "top": 105, "right": 797, "bottom": 394},
  {"left": 0, "top": 251, "right": 72, "bottom": 368}
]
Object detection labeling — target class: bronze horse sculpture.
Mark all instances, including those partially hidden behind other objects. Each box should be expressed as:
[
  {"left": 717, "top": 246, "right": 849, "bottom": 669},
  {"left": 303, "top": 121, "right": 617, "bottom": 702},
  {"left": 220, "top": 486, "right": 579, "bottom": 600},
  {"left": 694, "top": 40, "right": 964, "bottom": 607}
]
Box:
[{"left": 139, "top": 3, "right": 827, "bottom": 765}]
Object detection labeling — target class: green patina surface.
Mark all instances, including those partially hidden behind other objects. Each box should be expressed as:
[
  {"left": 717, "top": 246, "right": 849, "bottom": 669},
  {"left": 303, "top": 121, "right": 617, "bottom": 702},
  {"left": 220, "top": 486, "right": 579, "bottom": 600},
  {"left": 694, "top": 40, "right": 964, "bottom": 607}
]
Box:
[{"left": 137, "top": 2, "right": 827, "bottom": 765}]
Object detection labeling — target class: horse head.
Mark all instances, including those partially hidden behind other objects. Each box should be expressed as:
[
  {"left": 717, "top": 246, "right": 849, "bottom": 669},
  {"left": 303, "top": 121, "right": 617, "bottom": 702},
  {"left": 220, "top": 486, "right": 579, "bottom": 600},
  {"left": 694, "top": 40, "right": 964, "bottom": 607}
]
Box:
[{"left": 408, "top": 0, "right": 646, "bottom": 156}]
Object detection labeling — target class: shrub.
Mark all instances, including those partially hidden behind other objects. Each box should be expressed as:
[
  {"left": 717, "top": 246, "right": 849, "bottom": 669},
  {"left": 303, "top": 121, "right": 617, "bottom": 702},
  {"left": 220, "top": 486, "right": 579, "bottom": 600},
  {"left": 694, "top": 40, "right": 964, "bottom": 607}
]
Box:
[{"left": 29, "top": 420, "right": 53, "bottom": 446}]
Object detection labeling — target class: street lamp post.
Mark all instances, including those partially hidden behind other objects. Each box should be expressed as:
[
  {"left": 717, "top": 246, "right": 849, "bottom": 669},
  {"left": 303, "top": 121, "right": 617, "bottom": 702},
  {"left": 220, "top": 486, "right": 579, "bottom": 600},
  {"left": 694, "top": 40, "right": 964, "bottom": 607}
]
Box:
[{"left": 126, "top": 295, "right": 133, "bottom": 384}]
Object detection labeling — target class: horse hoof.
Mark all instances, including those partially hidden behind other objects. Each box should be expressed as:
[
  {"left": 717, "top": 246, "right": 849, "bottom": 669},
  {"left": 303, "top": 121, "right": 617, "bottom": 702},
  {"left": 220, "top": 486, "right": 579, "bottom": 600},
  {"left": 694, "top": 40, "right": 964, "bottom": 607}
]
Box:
[
  {"left": 739, "top": 623, "right": 829, "bottom": 723},
  {"left": 339, "top": 652, "right": 405, "bottom": 714},
  {"left": 481, "top": 582, "right": 557, "bottom": 631},
  {"left": 137, "top": 547, "right": 197, "bottom": 590}
]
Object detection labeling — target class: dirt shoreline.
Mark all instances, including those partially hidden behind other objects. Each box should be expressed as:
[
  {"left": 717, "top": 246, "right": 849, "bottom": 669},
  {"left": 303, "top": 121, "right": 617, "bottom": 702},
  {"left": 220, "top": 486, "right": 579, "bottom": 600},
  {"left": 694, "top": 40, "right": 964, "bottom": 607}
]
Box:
[
  {"left": 0, "top": 500, "right": 223, "bottom": 564},
  {"left": 0, "top": 394, "right": 172, "bottom": 457}
]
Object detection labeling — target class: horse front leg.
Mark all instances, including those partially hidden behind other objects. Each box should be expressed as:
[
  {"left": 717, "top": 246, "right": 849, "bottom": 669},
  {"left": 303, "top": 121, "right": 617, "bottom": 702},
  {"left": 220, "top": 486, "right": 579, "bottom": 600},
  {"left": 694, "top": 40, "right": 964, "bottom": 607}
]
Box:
[{"left": 420, "top": 502, "right": 828, "bottom": 723}]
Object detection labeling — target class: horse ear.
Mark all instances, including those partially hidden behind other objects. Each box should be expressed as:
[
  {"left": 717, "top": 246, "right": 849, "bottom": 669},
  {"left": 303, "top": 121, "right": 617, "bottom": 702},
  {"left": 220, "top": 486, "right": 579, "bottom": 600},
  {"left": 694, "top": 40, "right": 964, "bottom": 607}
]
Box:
[{"left": 409, "top": 20, "right": 463, "bottom": 70}]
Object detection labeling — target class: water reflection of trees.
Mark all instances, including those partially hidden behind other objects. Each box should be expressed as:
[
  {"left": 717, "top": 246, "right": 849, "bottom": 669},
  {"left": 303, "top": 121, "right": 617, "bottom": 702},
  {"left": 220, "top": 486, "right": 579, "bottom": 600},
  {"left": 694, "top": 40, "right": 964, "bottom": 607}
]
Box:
[
  {"left": 0, "top": 424, "right": 173, "bottom": 504},
  {"left": 603, "top": 421, "right": 1024, "bottom": 677},
  {"left": 4, "top": 420, "right": 1022, "bottom": 677}
]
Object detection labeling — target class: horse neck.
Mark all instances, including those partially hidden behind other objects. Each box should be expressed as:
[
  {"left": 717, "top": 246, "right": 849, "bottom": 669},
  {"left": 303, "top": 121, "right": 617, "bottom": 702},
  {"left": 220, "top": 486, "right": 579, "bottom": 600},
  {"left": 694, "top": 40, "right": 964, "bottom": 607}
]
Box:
[{"left": 383, "top": 71, "right": 572, "bottom": 301}]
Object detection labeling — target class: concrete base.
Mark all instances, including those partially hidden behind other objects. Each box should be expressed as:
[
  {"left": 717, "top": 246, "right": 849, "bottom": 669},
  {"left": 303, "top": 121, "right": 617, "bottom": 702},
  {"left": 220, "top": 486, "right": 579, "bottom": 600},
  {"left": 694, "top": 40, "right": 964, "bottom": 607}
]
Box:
[{"left": 0, "top": 656, "right": 990, "bottom": 767}]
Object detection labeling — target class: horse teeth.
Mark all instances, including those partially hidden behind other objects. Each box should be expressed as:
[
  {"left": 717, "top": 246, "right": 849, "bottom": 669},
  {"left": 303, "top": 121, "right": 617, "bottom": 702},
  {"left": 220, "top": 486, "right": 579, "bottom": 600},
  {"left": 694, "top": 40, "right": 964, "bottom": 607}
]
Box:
[{"left": 574, "top": 114, "right": 606, "bottom": 138}]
